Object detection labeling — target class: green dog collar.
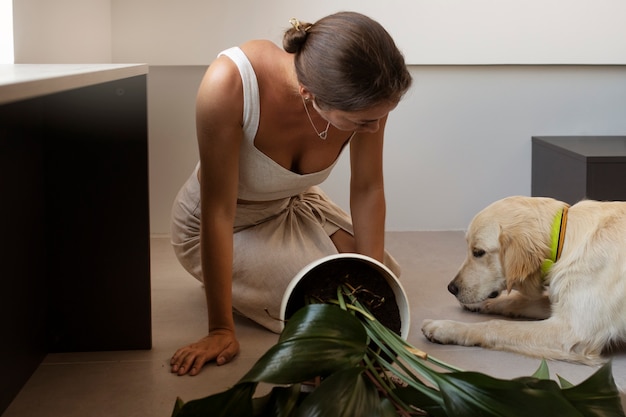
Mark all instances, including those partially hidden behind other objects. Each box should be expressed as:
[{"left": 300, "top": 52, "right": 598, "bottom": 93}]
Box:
[{"left": 541, "top": 206, "right": 569, "bottom": 277}]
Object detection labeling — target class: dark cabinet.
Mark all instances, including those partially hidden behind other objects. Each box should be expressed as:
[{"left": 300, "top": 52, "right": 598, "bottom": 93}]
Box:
[
  {"left": 532, "top": 136, "right": 626, "bottom": 204},
  {"left": 0, "top": 66, "right": 151, "bottom": 414}
]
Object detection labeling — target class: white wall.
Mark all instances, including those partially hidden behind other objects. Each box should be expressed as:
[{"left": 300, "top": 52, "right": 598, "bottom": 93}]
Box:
[
  {"left": 147, "top": 66, "right": 205, "bottom": 235},
  {"left": 112, "top": 0, "right": 626, "bottom": 65},
  {"left": 147, "top": 64, "right": 626, "bottom": 233},
  {"left": 13, "top": 0, "right": 112, "bottom": 63}
]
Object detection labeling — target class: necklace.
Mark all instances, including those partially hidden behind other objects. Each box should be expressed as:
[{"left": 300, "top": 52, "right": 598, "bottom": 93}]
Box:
[{"left": 301, "top": 96, "right": 330, "bottom": 140}]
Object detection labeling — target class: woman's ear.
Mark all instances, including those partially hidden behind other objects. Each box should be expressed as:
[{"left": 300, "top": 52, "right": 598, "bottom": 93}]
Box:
[
  {"left": 499, "top": 226, "right": 544, "bottom": 292},
  {"left": 299, "top": 85, "right": 312, "bottom": 100}
]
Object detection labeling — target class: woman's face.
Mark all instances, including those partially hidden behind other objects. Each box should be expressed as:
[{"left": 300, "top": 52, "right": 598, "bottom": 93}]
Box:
[{"left": 312, "top": 100, "right": 397, "bottom": 134}]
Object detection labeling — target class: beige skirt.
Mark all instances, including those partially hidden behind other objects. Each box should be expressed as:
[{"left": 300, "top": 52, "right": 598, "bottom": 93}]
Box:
[{"left": 170, "top": 167, "right": 401, "bottom": 333}]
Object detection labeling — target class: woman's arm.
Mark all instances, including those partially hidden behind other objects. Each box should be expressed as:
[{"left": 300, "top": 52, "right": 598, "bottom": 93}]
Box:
[
  {"left": 348, "top": 115, "right": 390, "bottom": 263},
  {"left": 170, "top": 56, "right": 244, "bottom": 376}
]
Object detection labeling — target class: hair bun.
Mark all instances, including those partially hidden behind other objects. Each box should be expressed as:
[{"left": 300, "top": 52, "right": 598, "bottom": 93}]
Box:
[{"left": 283, "top": 19, "right": 312, "bottom": 53}]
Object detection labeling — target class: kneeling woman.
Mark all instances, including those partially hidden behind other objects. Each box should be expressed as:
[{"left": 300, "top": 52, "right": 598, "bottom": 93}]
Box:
[{"left": 170, "top": 11, "right": 412, "bottom": 376}]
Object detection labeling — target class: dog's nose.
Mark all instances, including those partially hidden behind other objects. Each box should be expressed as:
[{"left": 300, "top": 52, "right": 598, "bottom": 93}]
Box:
[{"left": 448, "top": 282, "right": 459, "bottom": 296}]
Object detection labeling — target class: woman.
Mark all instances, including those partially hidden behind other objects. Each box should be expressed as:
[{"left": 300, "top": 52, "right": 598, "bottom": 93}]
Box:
[{"left": 170, "top": 11, "right": 412, "bottom": 376}]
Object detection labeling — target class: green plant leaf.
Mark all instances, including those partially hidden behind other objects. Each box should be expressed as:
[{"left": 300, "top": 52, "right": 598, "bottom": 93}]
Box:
[
  {"left": 378, "top": 398, "right": 400, "bottom": 417},
  {"left": 173, "top": 382, "right": 256, "bottom": 417},
  {"left": 434, "top": 371, "right": 585, "bottom": 417},
  {"left": 295, "top": 367, "right": 382, "bottom": 417},
  {"left": 171, "top": 397, "right": 185, "bottom": 417},
  {"left": 560, "top": 361, "right": 626, "bottom": 417},
  {"left": 531, "top": 359, "right": 551, "bottom": 379},
  {"left": 558, "top": 375, "right": 575, "bottom": 389},
  {"left": 253, "top": 384, "right": 304, "bottom": 417},
  {"left": 240, "top": 305, "right": 368, "bottom": 384},
  {"left": 278, "top": 304, "right": 367, "bottom": 344},
  {"left": 392, "top": 386, "right": 447, "bottom": 417}
]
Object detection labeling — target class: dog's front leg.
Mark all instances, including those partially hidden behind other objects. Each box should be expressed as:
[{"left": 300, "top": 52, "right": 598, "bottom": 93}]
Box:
[{"left": 421, "top": 318, "right": 604, "bottom": 365}]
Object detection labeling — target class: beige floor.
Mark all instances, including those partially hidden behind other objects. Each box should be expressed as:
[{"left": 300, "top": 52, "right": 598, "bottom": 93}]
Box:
[{"left": 4, "top": 232, "right": 625, "bottom": 416}]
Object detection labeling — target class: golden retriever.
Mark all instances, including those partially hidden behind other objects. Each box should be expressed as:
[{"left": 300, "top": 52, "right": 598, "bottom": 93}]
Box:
[{"left": 422, "top": 196, "right": 626, "bottom": 365}]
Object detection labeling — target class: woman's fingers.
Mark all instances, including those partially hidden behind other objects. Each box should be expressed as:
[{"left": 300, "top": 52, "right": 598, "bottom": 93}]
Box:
[{"left": 170, "top": 331, "right": 240, "bottom": 375}]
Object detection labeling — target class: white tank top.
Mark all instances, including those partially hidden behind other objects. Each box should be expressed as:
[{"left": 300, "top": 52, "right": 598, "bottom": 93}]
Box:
[{"left": 217, "top": 46, "right": 342, "bottom": 201}]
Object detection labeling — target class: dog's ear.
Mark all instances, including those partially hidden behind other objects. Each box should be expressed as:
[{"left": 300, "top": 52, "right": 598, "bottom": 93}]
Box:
[{"left": 499, "top": 225, "right": 545, "bottom": 292}]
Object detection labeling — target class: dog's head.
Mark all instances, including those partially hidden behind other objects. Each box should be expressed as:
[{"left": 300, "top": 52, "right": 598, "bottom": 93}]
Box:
[{"left": 448, "top": 196, "right": 564, "bottom": 306}]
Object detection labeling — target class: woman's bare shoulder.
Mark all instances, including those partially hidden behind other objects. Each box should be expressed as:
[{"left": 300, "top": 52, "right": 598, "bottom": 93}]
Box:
[
  {"left": 198, "top": 40, "right": 282, "bottom": 113},
  {"left": 196, "top": 55, "right": 244, "bottom": 127}
]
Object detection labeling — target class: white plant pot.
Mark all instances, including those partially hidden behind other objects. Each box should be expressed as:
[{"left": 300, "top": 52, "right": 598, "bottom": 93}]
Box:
[{"left": 280, "top": 253, "right": 411, "bottom": 340}]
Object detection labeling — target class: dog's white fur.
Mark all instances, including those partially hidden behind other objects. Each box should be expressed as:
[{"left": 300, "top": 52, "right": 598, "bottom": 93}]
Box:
[{"left": 422, "top": 196, "right": 626, "bottom": 365}]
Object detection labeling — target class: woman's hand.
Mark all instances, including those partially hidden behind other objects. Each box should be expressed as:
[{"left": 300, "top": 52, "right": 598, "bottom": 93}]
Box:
[{"left": 170, "top": 329, "right": 240, "bottom": 376}]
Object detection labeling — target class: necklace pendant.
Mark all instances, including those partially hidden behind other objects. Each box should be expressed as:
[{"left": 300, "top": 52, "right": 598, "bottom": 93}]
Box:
[{"left": 302, "top": 96, "right": 331, "bottom": 140}]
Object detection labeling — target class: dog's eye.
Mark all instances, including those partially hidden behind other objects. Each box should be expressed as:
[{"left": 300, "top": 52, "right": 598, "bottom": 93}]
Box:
[{"left": 472, "top": 248, "right": 486, "bottom": 258}]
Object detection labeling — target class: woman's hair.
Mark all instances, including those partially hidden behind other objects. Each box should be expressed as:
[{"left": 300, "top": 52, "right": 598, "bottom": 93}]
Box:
[{"left": 283, "top": 11, "right": 412, "bottom": 112}]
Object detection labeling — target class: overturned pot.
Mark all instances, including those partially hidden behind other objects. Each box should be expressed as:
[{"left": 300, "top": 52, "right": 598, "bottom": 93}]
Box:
[{"left": 280, "top": 253, "right": 411, "bottom": 339}]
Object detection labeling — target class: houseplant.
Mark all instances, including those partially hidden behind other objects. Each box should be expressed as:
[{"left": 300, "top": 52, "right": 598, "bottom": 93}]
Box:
[{"left": 171, "top": 285, "right": 625, "bottom": 417}]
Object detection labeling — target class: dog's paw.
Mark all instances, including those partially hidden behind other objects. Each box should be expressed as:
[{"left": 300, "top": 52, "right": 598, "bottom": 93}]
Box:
[
  {"left": 421, "top": 319, "right": 460, "bottom": 345},
  {"left": 422, "top": 319, "right": 481, "bottom": 347}
]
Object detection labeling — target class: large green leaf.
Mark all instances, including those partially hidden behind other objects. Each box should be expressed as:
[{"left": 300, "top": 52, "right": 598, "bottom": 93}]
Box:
[
  {"left": 172, "top": 382, "right": 256, "bottom": 417},
  {"left": 434, "top": 371, "right": 585, "bottom": 417},
  {"left": 561, "top": 361, "right": 626, "bottom": 417},
  {"left": 295, "top": 367, "right": 382, "bottom": 417},
  {"left": 253, "top": 384, "right": 304, "bottom": 417},
  {"left": 240, "top": 338, "right": 366, "bottom": 384},
  {"left": 240, "top": 305, "right": 368, "bottom": 384},
  {"left": 278, "top": 304, "right": 367, "bottom": 344},
  {"left": 392, "top": 386, "right": 447, "bottom": 417}
]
